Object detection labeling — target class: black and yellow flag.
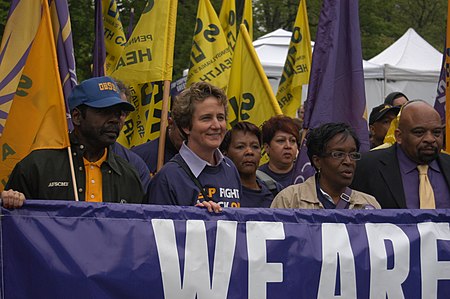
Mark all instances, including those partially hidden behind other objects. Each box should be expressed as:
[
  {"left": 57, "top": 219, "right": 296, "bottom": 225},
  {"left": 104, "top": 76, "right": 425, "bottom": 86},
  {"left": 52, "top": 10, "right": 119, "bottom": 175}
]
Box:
[
  {"left": 187, "top": 0, "right": 232, "bottom": 90},
  {"left": 276, "top": 0, "right": 312, "bottom": 117},
  {"left": 227, "top": 24, "right": 282, "bottom": 129}
]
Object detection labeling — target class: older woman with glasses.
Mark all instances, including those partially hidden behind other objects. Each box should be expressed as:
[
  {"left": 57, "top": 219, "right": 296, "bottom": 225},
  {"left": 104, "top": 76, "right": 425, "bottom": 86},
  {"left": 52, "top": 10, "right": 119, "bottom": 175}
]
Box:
[{"left": 271, "top": 123, "right": 380, "bottom": 209}]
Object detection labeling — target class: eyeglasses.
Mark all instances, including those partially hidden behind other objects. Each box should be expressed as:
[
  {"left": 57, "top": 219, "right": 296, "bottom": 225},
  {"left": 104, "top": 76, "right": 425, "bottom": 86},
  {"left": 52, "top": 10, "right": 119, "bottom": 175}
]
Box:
[{"left": 323, "top": 151, "right": 361, "bottom": 161}]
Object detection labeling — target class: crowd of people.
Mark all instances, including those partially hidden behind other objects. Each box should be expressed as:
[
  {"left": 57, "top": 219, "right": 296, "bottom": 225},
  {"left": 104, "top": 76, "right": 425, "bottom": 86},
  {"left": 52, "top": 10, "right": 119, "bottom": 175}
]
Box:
[{"left": 2, "top": 76, "right": 447, "bottom": 212}]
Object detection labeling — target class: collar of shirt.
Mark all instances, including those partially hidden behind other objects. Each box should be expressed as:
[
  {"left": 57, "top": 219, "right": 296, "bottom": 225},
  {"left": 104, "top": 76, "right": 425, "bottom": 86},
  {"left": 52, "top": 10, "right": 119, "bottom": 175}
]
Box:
[
  {"left": 179, "top": 142, "right": 224, "bottom": 178},
  {"left": 83, "top": 148, "right": 108, "bottom": 167},
  {"left": 396, "top": 144, "right": 441, "bottom": 174},
  {"left": 70, "top": 132, "right": 123, "bottom": 175},
  {"left": 319, "top": 188, "right": 336, "bottom": 205}
]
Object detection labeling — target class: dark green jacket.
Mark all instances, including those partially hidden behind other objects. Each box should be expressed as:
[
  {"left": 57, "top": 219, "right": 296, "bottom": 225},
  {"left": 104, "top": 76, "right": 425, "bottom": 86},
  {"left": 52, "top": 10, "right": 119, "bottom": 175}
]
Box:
[{"left": 6, "top": 134, "right": 145, "bottom": 204}]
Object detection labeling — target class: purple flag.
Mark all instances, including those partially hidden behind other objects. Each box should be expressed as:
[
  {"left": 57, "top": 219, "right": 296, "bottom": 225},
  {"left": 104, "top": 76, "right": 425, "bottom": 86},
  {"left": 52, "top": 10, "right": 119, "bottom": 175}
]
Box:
[
  {"left": 49, "top": 0, "right": 78, "bottom": 131},
  {"left": 126, "top": 7, "right": 135, "bottom": 40},
  {"left": 293, "top": 0, "right": 369, "bottom": 184},
  {"left": 93, "top": 0, "right": 106, "bottom": 77},
  {"left": 434, "top": 44, "right": 446, "bottom": 124}
]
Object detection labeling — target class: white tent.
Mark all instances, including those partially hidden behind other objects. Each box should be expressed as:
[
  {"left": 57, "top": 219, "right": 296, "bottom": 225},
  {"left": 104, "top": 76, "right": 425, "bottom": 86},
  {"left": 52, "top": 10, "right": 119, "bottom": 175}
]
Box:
[
  {"left": 369, "top": 28, "right": 442, "bottom": 108},
  {"left": 253, "top": 28, "right": 441, "bottom": 116}
]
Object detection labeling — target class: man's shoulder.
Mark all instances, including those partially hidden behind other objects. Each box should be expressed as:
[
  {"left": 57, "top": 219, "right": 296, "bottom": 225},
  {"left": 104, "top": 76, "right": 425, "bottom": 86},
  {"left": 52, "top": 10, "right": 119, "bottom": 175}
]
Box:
[
  {"left": 364, "top": 145, "right": 395, "bottom": 158},
  {"left": 359, "top": 145, "right": 396, "bottom": 167},
  {"left": 152, "top": 156, "right": 183, "bottom": 177},
  {"left": 438, "top": 151, "right": 450, "bottom": 160},
  {"left": 132, "top": 139, "right": 159, "bottom": 155},
  {"left": 130, "top": 139, "right": 159, "bottom": 167},
  {"left": 112, "top": 143, "right": 147, "bottom": 168},
  {"left": 110, "top": 152, "right": 140, "bottom": 173}
]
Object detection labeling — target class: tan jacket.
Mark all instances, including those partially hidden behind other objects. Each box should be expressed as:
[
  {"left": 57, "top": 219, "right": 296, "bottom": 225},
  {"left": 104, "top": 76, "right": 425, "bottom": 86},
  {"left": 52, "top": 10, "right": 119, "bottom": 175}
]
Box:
[{"left": 270, "top": 176, "right": 381, "bottom": 209}]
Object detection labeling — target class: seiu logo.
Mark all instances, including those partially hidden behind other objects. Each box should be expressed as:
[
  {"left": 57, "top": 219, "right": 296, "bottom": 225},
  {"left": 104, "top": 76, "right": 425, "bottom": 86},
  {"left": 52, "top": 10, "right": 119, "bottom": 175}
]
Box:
[{"left": 48, "top": 181, "right": 69, "bottom": 187}]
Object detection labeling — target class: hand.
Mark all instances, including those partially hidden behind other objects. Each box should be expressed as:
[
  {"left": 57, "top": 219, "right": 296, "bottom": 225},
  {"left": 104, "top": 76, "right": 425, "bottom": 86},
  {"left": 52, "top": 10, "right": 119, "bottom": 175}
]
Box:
[
  {"left": 195, "top": 200, "right": 222, "bottom": 213},
  {"left": 1, "top": 189, "right": 26, "bottom": 209}
]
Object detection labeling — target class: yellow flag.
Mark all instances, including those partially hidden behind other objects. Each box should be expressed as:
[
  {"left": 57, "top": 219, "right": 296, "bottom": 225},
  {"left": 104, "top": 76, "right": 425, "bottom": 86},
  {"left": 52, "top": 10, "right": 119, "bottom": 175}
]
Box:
[
  {"left": 102, "top": 0, "right": 126, "bottom": 75},
  {"left": 187, "top": 0, "right": 232, "bottom": 90},
  {"left": 276, "top": 0, "right": 312, "bottom": 117},
  {"left": 242, "top": 0, "right": 253, "bottom": 41},
  {"left": 0, "top": 0, "right": 70, "bottom": 189},
  {"left": 116, "top": 81, "right": 165, "bottom": 147},
  {"left": 112, "top": 0, "right": 177, "bottom": 147},
  {"left": 111, "top": 0, "right": 178, "bottom": 83},
  {"left": 227, "top": 24, "right": 282, "bottom": 130},
  {"left": 0, "top": 0, "right": 42, "bottom": 132},
  {"left": 219, "top": 0, "right": 237, "bottom": 51}
]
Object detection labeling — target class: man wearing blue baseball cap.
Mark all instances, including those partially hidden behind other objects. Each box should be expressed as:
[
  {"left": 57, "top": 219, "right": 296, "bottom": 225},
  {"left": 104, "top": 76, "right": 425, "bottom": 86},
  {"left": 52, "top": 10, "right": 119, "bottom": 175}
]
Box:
[{"left": 4, "top": 76, "right": 145, "bottom": 206}]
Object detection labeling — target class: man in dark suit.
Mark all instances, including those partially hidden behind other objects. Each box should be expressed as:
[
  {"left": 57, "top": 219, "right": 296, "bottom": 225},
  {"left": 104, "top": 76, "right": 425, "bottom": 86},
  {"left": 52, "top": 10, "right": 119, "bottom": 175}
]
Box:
[{"left": 351, "top": 100, "right": 450, "bottom": 209}]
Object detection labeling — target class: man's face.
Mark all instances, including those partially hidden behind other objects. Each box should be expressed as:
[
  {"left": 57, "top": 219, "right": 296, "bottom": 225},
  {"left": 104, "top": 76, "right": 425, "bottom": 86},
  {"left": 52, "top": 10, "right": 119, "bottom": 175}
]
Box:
[
  {"left": 370, "top": 111, "right": 397, "bottom": 148},
  {"left": 75, "top": 105, "right": 128, "bottom": 148},
  {"left": 396, "top": 105, "right": 443, "bottom": 164}
]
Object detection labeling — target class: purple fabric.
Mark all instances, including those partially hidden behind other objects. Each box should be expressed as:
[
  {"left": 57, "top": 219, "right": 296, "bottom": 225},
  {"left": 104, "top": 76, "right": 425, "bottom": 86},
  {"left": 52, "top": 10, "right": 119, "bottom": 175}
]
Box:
[
  {"left": 396, "top": 145, "right": 450, "bottom": 209},
  {"left": 50, "top": 0, "right": 78, "bottom": 131},
  {"left": 111, "top": 142, "right": 151, "bottom": 192},
  {"left": 241, "top": 178, "right": 275, "bottom": 208},
  {"left": 6, "top": 0, "right": 20, "bottom": 18},
  {"left": 3, "top": 201, "right": 450, "bottom": 298},
  {"left": 93, "top": 0, "right": 106, "bottom": 77},
  {"left": 148, "top": 154, "right": 241, "bottom": 207},
  {"left": 292, "top": 0, "right": 369, "bottom": 184},
  {"left": 434, "top": 44, "right": 446, "bottom": 124},
  {"left": 258, "top": 163, "right": 295, "bottom": 190},
  {"left": 131, "top": 133, "right": 179, "bottom": 176},
  {"left": 126, "top": 7, "right": 135, "bottom": 40}
]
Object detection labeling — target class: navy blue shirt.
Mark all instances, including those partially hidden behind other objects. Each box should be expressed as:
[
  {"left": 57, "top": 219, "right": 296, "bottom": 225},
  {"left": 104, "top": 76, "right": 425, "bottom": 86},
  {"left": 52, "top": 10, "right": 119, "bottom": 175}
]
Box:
[
  {"left": 241, "top": 178, "right": 275, "bottom": 208},
  {"left": 131, "top": 134, "right": 179, "bottom": 177},
  {"left": 258, "top": 163, "right": 295, "bottom": 190},
  {"left": 148, "top": 144, "right": 242, "bottom": 207},
  {"left": 111, "top": 142, "right": 150, "bottom": 192}
]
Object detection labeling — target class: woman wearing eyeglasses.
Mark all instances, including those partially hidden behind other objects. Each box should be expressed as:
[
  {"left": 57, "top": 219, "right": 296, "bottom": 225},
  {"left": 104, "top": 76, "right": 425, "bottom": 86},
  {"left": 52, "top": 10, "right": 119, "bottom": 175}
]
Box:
[{"left": 271, "top": 123, "right": 380, "bottom": 209}]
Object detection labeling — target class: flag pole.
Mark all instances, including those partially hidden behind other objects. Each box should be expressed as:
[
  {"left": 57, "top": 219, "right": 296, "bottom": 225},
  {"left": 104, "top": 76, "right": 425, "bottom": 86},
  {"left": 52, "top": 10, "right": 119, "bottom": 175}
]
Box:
[
  {"left": 157, "top": 80, "right": 171, "bottom": 171},
  {"left": 44, "top": 0, "right": 78, "bottom": 201},
  {"left": 67, "top": 147, "right": 79, "bottom": 201}
]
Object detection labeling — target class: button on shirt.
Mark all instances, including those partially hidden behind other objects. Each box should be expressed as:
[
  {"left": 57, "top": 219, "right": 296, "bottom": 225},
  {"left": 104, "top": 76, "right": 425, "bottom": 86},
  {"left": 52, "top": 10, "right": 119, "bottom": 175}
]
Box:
[
  {"left": 83, "top": 149, "right": 108, "bottom": 202},
  {"left": 397, "top": 145, "right": 450, "bottom": 208}
]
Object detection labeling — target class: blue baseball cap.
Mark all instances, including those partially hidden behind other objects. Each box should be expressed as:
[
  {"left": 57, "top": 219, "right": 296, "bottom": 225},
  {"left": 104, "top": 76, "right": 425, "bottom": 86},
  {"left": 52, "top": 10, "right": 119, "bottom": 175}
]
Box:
[{"left": 68, "top": 76, "right": 135, "bottom": 112}]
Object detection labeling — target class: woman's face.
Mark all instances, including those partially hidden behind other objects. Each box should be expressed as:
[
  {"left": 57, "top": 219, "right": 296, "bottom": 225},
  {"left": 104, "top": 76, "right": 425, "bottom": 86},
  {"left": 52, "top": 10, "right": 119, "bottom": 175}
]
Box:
[
  {"left": 225, "top": 131, "right": 261, "bottom": 176},
  {"left": 183, "top": 97, "right": 226, "bottom": 155},
  {"left": 265, "top": 130, "right": 298, "bottom": 167},
  {"left": 314, "top": 133, "right": 358, "bottom": 190}
]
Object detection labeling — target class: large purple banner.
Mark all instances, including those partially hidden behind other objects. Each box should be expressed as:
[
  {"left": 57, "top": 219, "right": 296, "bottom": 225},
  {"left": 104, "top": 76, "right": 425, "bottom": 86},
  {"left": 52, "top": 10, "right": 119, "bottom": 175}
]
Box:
[{"left": 1, "top": 201, "right": 450, "bottom": 298}]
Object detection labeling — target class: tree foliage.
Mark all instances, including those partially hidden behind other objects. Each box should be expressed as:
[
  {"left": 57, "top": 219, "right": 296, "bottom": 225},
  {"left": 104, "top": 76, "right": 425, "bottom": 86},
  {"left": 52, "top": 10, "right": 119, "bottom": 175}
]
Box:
[{"left": 0, "top": 0, "right": 447, "bottom": 81}]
